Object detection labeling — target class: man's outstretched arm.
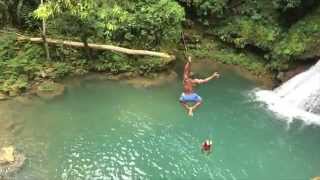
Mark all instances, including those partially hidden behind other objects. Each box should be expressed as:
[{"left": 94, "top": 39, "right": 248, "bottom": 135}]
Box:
[
  {"left": 191, "top": 72, "right": 220, "bottom": 84},
  {"left": 183, "top": 56, "right": 192, "bottom": 80}
]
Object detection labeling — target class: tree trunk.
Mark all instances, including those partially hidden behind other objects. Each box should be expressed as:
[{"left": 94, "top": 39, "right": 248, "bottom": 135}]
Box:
[
  {"left": 16, "top": 0, "right": 24, "bottom": 26},
  {"left": 81, "top": 34, "right": 92, "bottom": 61},
  {"left": 40, "top": 0, "right": 50, "bottom": 61},
  {"left": 16, "top": 35, "right": 175, "bottom": 60},
  {"left": 0, "top": 1, "right": 9, "bottom": 26}
]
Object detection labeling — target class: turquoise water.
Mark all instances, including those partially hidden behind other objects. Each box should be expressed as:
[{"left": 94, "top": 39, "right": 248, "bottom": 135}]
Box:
[{"left": 3, "top": 65, "right": 320, "bottom": 179}]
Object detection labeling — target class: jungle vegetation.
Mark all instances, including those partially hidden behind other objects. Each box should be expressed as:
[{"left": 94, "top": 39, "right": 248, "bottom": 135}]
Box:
[{"left": 0, "top": 0, "right": 319, "bottom": 95}]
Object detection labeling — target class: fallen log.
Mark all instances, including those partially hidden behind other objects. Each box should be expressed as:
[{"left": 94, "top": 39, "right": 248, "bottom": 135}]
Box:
[{"left": 16, "top": 35, "right": 175, "bottom": 60}]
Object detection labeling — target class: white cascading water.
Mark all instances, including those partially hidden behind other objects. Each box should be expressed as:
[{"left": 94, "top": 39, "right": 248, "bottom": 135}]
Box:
[{"left": 255, "top": 60, "right": 320, "bottom": 125}]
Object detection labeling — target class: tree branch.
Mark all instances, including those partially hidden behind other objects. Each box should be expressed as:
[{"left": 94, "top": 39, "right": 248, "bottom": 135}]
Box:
[{"left": 16, "top": 34, "right": 175, "bottom": 61}]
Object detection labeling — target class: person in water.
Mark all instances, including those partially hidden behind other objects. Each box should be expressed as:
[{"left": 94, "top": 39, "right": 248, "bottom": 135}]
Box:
[
  {"left": 179, "top": 56, "right": 220, "bottom": 116},
  {"left": 202, "top": 139, "right": 213, "bottom": 154}
]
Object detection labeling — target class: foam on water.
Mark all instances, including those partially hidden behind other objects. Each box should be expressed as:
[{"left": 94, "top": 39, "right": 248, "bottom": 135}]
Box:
[
  {"left": 255, "top": 90, "right": 320, "bottom": 125},
  {"left": 275, "top": 61, "right": 320, "bottom": 113},
  {"left": 254, "top": 60, "right": 320, "bottom": 125}
]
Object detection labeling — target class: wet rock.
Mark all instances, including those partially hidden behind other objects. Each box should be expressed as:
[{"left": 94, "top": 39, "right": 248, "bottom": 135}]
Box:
[
  {"left": 276, "top": 65, "right": 310, "bottom": 83},
  {"left": 276, "top": 71, "right": 285, "bottom": 82},
  {"left": 35, "top": 81, "right": 65, "bottom": 100},
  {"left": 123, "top": 70, "right": 178, "bottom": 88},
  {"left": 298, "top": 45, "right": 320, "bottom": 59},
  {"left": 8, "top": 90, "right": 19, "bottom": 97},
  {"left": 106, "top": 72, "right": 139, "bottom": 81},
  {"left": 0, "top": 146, "right": 25, "bottom": 176},
  {"left": 0, "top": 146, "right": 15, "bottom": 164},
  {"left": 0, "top": 93, "right": 8, "bottom": 101}
]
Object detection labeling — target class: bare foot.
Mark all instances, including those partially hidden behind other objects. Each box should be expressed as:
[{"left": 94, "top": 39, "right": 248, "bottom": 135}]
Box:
[{"left": 188, "top": 107, "right": 194, "bottom": 117}]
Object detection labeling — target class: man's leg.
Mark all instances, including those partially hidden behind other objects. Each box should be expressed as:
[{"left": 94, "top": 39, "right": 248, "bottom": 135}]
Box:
[
  {"left": 180, "top": 94, "right": 192, "bottom": 115},
  {"left": 189, "top": 101, "right": 202, "bottom": 116},
  {"left": 180, "top": 102, "right": 190, "bottom": 111},
  {"left": 191, "top": 101, "right": 202, "bottom": 110},
  {"left": 181, "top": 102, "right": 194, "bottom": 117},
  {"left": 189, "top": 94, "right": 203, "bottom": 116}
]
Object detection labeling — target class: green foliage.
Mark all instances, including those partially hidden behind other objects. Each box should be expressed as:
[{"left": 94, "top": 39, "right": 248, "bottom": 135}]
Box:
[
  {"left": 214, "top": 17, "right": 281, "bottom": 50},
  {"left": 0, "top": 33, "right": 81, "bottom": 94},
  {"left": 90, "top": 53, "right": 133, "bottom": 73},
  {"left": 37, "top": 81, "right": 59, "bottom": 91},
  {"left": 136, "top": 57, "right": 168, "bottom": 74},
  {"left": 178, "top": 0, "right": 228, "bottom": 24},
  {"left": 41, "top": 0, "right": 185, "bottom": 48},
  {"left": 0, "top": 34, "right": 43, "bottom": 94},
  {"left": 272, "top": 6, "right": 320, "bottom": 61},
  {"left": 177, "top": 0, "right": 320, "bottom": 71},
  {"left": 94, "top": 4, "right": 133, "bottom": 39},
  {"left": 33, "top": 0, "right": 96, "bottom": 20},
  {"left": 50, "top": 62, "right": 74, "bottom": 78},
  {"left": 120, "top": 0, "right": 185, "bottom": 47},
  {"left": 188, "top": 39, "right": 267, "bottom": 74},
  {"left": 89, "top": 53, "right": 167, "bottom": 75},
  {"left": 115, "top": 0, "right": 185, "bottom": 46}
]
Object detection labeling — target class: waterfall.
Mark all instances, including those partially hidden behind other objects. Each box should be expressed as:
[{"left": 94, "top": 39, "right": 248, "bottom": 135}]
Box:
[{"left": 255, "top": 61, "right": 320, "bottom": 125}]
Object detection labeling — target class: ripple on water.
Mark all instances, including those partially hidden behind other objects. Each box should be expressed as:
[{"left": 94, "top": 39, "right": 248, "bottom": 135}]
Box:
[{"left": 54, "top": 109, "right": 222, "bottom": 179}]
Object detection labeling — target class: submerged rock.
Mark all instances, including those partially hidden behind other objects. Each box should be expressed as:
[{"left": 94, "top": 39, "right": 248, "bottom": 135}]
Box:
[
  {"left": 0, "top": 146, "right": 25, "bottom": 176},
  {"left": 312, "top": 176, "right": 320, "bottom": 180},
  {"left": 4, "top": 120, "right": 24, "bottom": 135},
  {"left": 35, "top": 81, "right": 65, "bottom": 100}
]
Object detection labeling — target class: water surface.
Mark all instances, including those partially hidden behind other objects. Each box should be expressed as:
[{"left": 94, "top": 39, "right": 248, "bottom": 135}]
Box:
[{"left": 2, "top": 64, "right": 320, "bottom": 179}]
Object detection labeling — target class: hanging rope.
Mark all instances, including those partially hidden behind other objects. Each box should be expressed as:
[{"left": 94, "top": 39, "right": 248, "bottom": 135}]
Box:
[{"left": 181, "top": 32, "right": 188, "bottom": 59}]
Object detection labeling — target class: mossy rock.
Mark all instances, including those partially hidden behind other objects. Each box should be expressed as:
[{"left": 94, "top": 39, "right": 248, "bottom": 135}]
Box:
[{"left": 36, "top": 81, "right": 65, "bottom": 100}]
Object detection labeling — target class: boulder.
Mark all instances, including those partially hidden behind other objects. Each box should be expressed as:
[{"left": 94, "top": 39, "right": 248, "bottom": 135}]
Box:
[
  {"left": 276, "top": 65, "right": 310, "bottom": 83},
  {"left": 0, "top": 146, "right": 15, "bottom": 164},
  {"left": 0, "top": 146, "right": 25, "bottom": 176},
  {"left": 0, "top": 93, "right": 8, "bottom": 101},
  {"left": 35, "top": 81, "right": 65, "bottom": 100},
  {"left": 8, "top": 88, "right": 21, "bottom": 97}
]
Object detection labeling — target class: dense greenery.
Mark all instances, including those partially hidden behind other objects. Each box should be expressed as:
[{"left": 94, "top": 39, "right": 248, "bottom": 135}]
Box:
[
  {"left": 0, "top": 0, "right": 320, "bottom": 95},
  {"left": 180, "top": 0, "right": 320, "bottom": 69}
]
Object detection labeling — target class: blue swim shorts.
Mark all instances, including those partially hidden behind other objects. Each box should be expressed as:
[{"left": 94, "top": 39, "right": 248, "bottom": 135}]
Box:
[{"left": 179, "top": 93, "right": 202, "bottom": 103}]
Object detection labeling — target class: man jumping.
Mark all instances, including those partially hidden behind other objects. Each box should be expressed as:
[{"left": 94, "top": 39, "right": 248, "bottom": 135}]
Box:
[{"left": 179, "top": 56, "right": 220, "bottom": 116}]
